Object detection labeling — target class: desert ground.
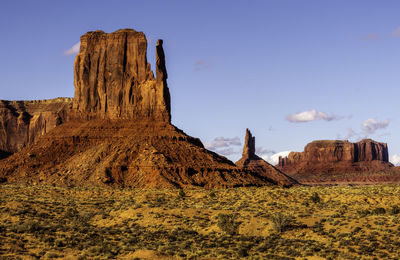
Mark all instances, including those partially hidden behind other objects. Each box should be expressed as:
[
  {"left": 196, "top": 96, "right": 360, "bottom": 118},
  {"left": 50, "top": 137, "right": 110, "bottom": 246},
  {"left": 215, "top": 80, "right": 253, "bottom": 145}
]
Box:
[{"left": 1, "top": 184, "right": 400, "bottom": 259}]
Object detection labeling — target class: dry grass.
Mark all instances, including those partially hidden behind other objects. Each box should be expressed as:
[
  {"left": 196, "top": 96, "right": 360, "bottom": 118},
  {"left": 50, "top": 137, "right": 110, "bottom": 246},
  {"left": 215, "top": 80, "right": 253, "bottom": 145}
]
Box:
[{"left": 1, "top": 184, "right": 400, "bottom": 259}]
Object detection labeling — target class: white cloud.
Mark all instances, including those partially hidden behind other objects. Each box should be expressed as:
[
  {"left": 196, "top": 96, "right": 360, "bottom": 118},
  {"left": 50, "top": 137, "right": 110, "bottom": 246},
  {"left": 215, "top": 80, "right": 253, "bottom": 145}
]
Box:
[
  {"left": 204, "top": 136, "right": 242, "bottom": 158},
  {"left": 262, "top": 151, "right": 292, "bottom": 165},
  {"left": 361, "top": 118, "right": 390, "bottom": 135},
  {"left": 392, "top": 27, "right": 400, "bottom": 38},
  {"left": 194, "top": 59, "right": 212, "bottom": 71},
  {"left": 256, "top": 147, "right": 275, "bottom": 156},
  {"left": 363, "top": 33, "right": 379, "bottom": 41},
  {"left": 286, "top": 109, "right": 340, "bottom": 123},
  {"left": 64, "top": 42, "right": 80, "bottom": 56},
  {"left": 390, "top": 154, "right": 400, "bottom": 166},
  {"left": 217, "top": 148, "right": 236, "bottom": 156},
  {"left": 204, "top": 137, "right": 241, "bottom": 150}
]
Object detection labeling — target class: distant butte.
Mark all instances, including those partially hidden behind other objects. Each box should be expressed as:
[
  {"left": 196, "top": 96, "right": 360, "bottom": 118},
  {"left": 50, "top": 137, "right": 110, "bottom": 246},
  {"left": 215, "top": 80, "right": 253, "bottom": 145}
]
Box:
[
  {"left": 277, "top": 139, "right": 399, "bottom": 184},
  {"left": 0, "top": 29, "right": 280, "bottom": 188},
  {"left": 236, "top": 129, "right": 298, "bottom": 187}
]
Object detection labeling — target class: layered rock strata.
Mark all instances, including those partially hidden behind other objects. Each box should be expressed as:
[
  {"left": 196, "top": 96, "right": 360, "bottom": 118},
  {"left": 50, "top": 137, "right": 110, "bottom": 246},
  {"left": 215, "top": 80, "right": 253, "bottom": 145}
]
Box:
[
  {"left": 0, "top": 98, "right": 72, "bottom": 158},
  {"left": 0, "top": 29, "right": 274, "bottom": 188},
  {"left": 277, "top": 139, "right": 394, "bottom": 184},
  {"left": 72, "top": 29, "right": 170, "bottom": 121},
  {"left": 236, "top": 129, "right": 298, "bottom": 187}
]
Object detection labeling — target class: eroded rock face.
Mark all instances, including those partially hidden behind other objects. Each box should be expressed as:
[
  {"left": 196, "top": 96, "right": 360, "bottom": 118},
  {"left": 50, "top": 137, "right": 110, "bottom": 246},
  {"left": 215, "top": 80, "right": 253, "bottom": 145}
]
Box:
[
  {"left": 236, "top": 129, "right": 298, "bottom": 186},
  {"left": 73, "top": 29, "right": 171, "bottom": 121},
  {"left": 277, "top": 139, "right": 393, "bottom": 184},
  {"left": 242, "top": 128, "right": 256, "bottom": 160},
  {"left": 0, "top": 98, "right": 72, "bottom": 157},
  {"left": 278, "top": 139, "right": 389, "bottom": 167},
  {"left": 0, "top": 29, "right": 277, "bottom": 189}
]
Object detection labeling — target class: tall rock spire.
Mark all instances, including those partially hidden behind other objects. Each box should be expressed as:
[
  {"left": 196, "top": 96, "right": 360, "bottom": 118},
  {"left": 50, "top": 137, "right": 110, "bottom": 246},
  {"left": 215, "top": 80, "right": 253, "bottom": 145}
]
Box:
[
  {"left": 242, "top": 128, "right": 256, "bottom": 159},
  {"left": 156, "top": 39, "right": 171, "bottom": 121},
  {"left": 236, "top": 128, "right": 298, "bottom": 187},
  {"left": 156, "top": 39, "right": 167, "bottom": 81}
]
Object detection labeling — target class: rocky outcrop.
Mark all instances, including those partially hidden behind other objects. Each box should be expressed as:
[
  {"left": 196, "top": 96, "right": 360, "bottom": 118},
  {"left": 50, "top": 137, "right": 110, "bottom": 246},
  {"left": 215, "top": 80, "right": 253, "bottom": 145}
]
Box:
[
  {"left": 72, "top": 29, "right": 171, "bottom": 121},
  {"left": 278, "top": 139, "right": 389, "bottom": 167},
  {"left": 277, "top": 139, "right": 394, "bottom": 184},
  {"left": 0, "top": 98, "right": 72, "bottom": 158},
  {"left": 236, "top": 129, "right": 298, "bottom": 186},
  {"left": 0, "top": 29, "right": 276, "bottom": 188}
]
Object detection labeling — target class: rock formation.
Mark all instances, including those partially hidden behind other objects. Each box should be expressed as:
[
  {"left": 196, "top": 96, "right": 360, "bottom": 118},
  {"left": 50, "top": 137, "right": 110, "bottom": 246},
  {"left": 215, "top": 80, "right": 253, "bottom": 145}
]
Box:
[
  {"left": 0, "top": 29, "right": 275, "bottom": 188},
  {"left": 72, "top": 29, "right": 170, "bottom": 121},
  {"left": 235, "top": 129, "right": 298, "bottom": 187},
  {"left": 0, "top": 98, "right": 72, "bottom": 158},
  {"left": 277, "top": 139, "right": 395, "bottom": 184}
]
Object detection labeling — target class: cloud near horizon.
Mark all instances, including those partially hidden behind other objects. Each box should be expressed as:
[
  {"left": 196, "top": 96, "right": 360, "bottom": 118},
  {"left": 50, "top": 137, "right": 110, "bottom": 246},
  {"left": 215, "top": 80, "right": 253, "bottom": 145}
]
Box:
[
  {"left": 256, "top": 147, "right": 275, "bottom": 156},
  {"left": 204, "top": 136, "right": 241, "bottom": 156},
  {"left": 286, "top": 109, "right": 341, "bottom": 123},
  {"left": 363, "top": 33, "right": 379, "bottom": 41},
  {"left": 390, "top": 154, "right": 400, "bottom": 166},
  {"left": 194, "top": 60, "right": 212, "bottom": 71},
  {"left": 64, "top": 42, "right": 80, "bottom": 56},
  {"left": 361, "top": 118, "right": 390, "bottom": 135},
  {"left": 261, "top": 151, "right": 292, "bottom": 165},
  {"left": 392, "top": 27, "right": 400, "bottom": 38}
]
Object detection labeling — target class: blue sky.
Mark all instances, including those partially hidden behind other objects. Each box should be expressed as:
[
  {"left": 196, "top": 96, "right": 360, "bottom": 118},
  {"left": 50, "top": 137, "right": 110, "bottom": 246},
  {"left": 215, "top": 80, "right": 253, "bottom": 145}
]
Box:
[{"left": 1, "top": 1, "right": 400, "bottom": 164}]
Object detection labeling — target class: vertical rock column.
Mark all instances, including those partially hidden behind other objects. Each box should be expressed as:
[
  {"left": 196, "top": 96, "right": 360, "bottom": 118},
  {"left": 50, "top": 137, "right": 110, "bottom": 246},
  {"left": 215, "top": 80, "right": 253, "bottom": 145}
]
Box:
[{"left": 242, "top": 128, "right": 256, "bottom": 160}]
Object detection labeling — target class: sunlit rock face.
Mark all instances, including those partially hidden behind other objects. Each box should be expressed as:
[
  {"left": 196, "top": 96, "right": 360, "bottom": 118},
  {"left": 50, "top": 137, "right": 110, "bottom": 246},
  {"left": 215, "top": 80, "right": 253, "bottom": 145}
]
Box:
[
  {"left": 0, "top": 98, "right": 72, "bottom": 158},
  {"left": 73, "top": 29, "right": 171, "bottom": 122}
]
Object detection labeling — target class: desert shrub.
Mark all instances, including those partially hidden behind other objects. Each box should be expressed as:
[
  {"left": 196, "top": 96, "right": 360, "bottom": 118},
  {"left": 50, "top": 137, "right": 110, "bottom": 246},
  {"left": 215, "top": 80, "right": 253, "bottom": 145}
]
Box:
[
  {"left": 178, "top": 189, "right": 186, "bottom": 200},
  {"left": 352, "top": 226, "right": 362, "bottom": 234},
  {"left": 372, "top": 207, "right": 386, "bottom": 215},
  {"left": 11, "top": 221, "right": 44, "bottom": 234},
  {"left": 149, "top": 195, "right": 167, "bottom": 208},
  {"left": 64, "top": 207, "right": 79, "bottom": 219},
  {"left": 217, "top": 213, "right": 240, "bottom": 235},
  {"left": 237, "top": 245, "right": 249, "bottom": 257},
  {"left": 357, "top": 209, "right": 371, "bottom": 217},
  {"left": 270, "top": 212, "right": 293, "bottom": 233},
  {"left": 310, "top": 192, "right": 321, "bottom": 203},
  {"left": 209, "top": 191, "right": 216, "bottom": 198},
  {"left": 390, "top": 205, "right": 400, "bottom": 215}
]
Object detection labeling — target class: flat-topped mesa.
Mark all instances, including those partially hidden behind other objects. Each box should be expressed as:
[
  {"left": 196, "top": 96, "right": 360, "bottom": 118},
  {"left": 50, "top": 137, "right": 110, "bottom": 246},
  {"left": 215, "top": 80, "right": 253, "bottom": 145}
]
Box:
[
  {"left": 277, "top": 139, "right": 389, "bottom": 168},
  {"left": 72, "top": 29, "right": 171, "bottom": 122},
  {"left": 276, "top": 139, "right": 394, "bottom": 184}
]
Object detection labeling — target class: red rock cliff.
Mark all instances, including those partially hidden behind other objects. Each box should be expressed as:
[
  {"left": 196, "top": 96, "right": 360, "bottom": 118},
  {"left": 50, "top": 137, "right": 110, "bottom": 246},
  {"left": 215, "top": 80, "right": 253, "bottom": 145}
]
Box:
[
  {"left": 278, "top": 139, "right": 389, "bottom": 167},
  {"left": 277, "top": 139, "right": 393, "bottom": 183},
  {"left": 0, "top": 98, "right": 72, "bottom": 157},
  {"left": 73, "top": 29, "right": 171, "bottom": 121}
]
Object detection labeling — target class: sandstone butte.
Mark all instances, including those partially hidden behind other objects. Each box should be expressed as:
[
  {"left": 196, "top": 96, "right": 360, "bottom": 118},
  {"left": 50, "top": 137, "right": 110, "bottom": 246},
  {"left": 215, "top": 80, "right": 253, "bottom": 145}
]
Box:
[
  {"left": 235, "top": 129, "right": 298, "bottom": 187},
  {"left": 0, "top": 29, "right": 292, "bottom": 188},
  {"left": 276, "top": 139, "right": 400, "bottom": 184}
]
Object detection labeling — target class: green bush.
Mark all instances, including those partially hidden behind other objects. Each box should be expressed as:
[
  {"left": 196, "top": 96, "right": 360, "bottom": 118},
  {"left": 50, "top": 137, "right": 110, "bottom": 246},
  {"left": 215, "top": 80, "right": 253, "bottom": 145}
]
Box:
[
  {"left": 178, "top": 189, "right": 186, "bottom": 200},
  {"left": 372, "top": 207, "right": 386, "bottom": 215},
  {"left": 270, "top": 212, "right": 293, "bottom": 233},
  {"left": 217, "top": 213, "right": 240, "bottom": 235},
  {"left": 390, "top": 206, "right": 400, "bottom": 215},
  {"left": 310, "top": 192, "right": 321, "bottom": 203}
]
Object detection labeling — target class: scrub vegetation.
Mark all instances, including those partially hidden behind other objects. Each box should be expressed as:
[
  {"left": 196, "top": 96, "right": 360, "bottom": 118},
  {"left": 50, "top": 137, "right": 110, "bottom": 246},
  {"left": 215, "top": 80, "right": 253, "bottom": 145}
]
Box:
[{"left": 1, "top": 184, "right": 400, "bottom": 259}]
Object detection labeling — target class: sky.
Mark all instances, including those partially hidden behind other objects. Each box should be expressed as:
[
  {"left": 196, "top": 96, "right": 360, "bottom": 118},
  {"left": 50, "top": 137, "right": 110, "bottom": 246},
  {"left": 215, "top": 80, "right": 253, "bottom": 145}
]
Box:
[{"left": 1, "top": 1, "right": 400, "bottom": 164}]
